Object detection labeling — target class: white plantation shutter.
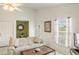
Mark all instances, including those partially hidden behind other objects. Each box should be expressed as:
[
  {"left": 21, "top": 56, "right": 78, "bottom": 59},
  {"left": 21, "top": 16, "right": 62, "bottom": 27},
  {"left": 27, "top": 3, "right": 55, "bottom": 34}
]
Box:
[{"left": 0, "top": 21, "right": 13, "bottom": 46}]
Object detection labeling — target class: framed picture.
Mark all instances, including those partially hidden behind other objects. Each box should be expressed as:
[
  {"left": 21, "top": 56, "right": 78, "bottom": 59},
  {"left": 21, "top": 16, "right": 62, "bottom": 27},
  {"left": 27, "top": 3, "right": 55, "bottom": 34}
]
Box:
[{"left": 44, "top": 21, "right": 51, "bottom": 32}]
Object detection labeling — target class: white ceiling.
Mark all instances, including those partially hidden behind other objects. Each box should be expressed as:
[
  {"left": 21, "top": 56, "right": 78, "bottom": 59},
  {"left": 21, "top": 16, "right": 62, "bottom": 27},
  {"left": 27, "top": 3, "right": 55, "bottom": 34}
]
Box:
[{"left": 21, "top": 3, "right": 64, "bottom": 9}]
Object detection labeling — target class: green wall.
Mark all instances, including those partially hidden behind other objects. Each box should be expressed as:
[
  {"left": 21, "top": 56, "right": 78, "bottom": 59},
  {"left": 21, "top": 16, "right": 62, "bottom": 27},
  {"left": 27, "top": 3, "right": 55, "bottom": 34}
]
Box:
[{"left": 16, "top": 20, "right": 29, "bottom": 38}]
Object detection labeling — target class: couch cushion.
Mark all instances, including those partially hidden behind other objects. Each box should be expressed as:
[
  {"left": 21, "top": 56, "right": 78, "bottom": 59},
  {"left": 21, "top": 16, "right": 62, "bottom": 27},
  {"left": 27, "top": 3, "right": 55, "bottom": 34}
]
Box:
[
  {"left": 33, "top": 37, "right": 43, "bottom": 43},
  {"left": 15, "top": 37, "right": 35, "bottom": 47},
  {"left": 16, "top": 44, "right": 44, "bottom": 52}
]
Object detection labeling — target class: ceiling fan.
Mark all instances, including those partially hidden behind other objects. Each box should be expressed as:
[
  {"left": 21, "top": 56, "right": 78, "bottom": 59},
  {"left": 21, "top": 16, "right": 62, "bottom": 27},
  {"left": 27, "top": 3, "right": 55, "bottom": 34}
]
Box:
[{"left": 0, "top": 3, "right": 22, "bottom": 11}]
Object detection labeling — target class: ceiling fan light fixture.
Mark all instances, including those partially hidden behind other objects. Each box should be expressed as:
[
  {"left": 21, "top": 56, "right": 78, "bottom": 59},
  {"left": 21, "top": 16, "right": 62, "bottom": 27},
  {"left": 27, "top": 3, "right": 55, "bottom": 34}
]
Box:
[
  {"left": 9, "top": 6, "right": 15, "bottom": 11},
  {"left": 3, "top": 3, "right": 16, "bottom": 11}
]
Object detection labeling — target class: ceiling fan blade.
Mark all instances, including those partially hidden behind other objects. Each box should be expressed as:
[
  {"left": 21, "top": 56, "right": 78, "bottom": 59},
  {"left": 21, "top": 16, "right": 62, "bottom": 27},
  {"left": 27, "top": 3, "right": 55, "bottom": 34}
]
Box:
[
  {"left": 11, "top": 3, "right": 22, "bottom": 6},
  {"left": 0, "top": 3, "right": 3, "bottom": 5},
  {"left": 0, "top": 3, "right": 22, "bottom": 6},
  {"left": 15, "top": 7, "right": 23, "bottom": 12}
]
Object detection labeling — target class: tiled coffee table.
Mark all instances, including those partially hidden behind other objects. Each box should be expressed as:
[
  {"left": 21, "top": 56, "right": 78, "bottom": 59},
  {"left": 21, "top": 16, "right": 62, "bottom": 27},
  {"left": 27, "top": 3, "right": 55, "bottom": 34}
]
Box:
[{"left": 20, "top": 45, "right": 55, "bottom": 55}]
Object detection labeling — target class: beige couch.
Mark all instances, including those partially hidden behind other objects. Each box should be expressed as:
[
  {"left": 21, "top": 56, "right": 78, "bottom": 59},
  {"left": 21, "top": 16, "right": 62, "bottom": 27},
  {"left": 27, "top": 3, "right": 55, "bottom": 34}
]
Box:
[{"left": 8, "top": 37, "right": 44, "bottom": 55}]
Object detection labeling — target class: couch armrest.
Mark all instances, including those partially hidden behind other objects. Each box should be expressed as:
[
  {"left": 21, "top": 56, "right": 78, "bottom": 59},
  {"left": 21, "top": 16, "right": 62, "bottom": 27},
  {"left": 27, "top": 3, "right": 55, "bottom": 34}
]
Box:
[{"left": 8, "top": 46, "right": 17, "bottom": 55}]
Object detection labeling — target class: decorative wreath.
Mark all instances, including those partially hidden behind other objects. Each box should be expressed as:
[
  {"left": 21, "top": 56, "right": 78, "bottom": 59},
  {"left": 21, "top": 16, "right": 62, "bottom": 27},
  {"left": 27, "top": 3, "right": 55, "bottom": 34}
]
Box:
[{"left": 17, "top": 24, "right": 24, "bottom": 31}]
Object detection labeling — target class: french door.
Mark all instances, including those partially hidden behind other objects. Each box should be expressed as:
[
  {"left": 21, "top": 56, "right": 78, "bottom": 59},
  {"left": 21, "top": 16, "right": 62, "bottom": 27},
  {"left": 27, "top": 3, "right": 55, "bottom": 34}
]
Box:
[{"left": 54, "top": 17, "right": 72, "bottom": 47}]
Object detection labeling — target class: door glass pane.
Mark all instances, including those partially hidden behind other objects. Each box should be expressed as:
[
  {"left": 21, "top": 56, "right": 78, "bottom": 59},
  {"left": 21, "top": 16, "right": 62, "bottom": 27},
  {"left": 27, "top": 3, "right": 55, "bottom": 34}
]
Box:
[
  {"left": 58, "top": 20, "right": 66, "bottom": 32},
  {"left": 58, "top": 19, "right": 67, "bottom": 47},
  {"left": 58, "top": 32, "right": 66, "bottom": 46}
]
